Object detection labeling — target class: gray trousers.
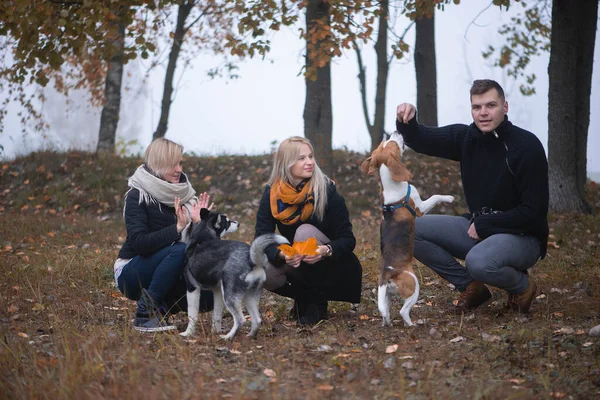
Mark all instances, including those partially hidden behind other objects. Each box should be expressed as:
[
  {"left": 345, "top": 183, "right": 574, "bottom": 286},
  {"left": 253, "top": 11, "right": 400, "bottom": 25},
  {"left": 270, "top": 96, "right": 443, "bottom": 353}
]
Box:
[{"left": 415, "top": 215, "right": 540, "bottom": 294}]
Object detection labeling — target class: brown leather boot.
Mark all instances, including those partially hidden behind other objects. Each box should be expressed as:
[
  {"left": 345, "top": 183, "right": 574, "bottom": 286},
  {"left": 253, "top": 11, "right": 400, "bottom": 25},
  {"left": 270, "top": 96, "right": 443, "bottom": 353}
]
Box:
[
  {"left": 506, "top": 278, "right": 538, "bottom": 313},
  {"left": 455, "top": 281, "right": 492, "bottom": 312}
]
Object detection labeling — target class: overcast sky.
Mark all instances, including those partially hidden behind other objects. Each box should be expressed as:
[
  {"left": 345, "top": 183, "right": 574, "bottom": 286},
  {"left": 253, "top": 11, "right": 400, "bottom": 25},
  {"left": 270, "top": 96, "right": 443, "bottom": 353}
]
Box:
[{"left": 1, "top": 0, "right": 599, "bottom": 174}]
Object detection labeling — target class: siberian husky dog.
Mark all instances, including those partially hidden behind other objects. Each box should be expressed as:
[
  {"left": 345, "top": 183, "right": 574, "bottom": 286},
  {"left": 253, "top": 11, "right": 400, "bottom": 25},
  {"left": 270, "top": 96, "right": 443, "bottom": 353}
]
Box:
[{"left": 180, "top": 208, "right": 288, "bottom": 340}]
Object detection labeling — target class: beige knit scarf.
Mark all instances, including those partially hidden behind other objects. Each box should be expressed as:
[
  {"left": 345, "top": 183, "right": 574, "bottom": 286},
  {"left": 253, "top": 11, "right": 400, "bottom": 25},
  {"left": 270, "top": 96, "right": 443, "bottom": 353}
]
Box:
[{"left": 125, "top": 165, "right": 198, "bottom": 242}]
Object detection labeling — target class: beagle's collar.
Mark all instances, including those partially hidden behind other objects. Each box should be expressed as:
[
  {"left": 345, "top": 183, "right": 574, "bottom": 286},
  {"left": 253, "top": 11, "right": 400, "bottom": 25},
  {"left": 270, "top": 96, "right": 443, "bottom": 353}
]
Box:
[{"left": 381, "top": 185, "right": 417, "bottom": 217}]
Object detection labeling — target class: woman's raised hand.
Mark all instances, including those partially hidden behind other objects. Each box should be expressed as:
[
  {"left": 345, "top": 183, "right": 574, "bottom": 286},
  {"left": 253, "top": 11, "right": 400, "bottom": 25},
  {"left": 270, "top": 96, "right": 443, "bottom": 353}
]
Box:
[
  {"left": 198, "top": 192, "right": 214, "bottom": 210},
  {"left": 175, "top": 197, "right": 189, "bottom": 232}
]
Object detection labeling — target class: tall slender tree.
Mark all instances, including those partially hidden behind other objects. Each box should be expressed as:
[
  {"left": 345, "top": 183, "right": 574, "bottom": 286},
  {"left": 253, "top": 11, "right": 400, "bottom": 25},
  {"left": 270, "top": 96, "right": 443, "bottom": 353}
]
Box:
[
  {"left": 303, "top": 0, "right": 333, "bottom": 176},
  {"left": 486, "top": 0, "right": 597, "bottom": 213},
  {"left": 414, "top": 7, "right": 437, "bottom": 127},
  {"left": 97, "top": 13, "right": 126, "bottom": 153},
  {"left": 153, "top": 1, "right": 195, "bottom": 140},
  {"left": 547, "top": 0, "right": 597, "bottom": 213}
]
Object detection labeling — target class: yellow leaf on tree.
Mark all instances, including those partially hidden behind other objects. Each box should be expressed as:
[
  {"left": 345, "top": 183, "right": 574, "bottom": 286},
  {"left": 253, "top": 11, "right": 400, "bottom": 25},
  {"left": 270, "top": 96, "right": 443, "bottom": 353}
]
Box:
[{"left": 277, "top": 238, "right": 319, "bottom": 257}]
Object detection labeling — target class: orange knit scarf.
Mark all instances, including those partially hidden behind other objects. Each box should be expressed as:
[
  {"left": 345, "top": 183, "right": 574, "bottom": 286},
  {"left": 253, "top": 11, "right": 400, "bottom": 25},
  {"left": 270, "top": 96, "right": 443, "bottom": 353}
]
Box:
[{"left": 270, "top": 179, "right": 315, "bottom": 225}]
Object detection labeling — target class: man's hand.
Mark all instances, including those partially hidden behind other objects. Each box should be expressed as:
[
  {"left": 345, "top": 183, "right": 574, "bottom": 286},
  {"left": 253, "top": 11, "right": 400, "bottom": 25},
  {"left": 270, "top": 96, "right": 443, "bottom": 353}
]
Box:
[
  {"left": 396, "top": 103, "right": 416, "bottom": 124},
  {"left": 468, "top": 223, "right": 480, "bottom": 241}
]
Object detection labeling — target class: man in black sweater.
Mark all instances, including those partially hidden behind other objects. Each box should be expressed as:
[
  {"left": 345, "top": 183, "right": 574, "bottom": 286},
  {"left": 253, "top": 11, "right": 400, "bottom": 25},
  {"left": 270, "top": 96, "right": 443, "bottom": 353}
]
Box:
[{"left": 395, "top": 79, "right": 549, "bottom": 314}]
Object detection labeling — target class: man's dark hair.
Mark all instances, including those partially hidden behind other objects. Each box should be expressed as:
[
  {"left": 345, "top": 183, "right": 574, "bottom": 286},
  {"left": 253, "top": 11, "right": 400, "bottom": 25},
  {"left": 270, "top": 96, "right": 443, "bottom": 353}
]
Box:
[{"left": 470, "top": 79, "right": 505, "bottom": 102}]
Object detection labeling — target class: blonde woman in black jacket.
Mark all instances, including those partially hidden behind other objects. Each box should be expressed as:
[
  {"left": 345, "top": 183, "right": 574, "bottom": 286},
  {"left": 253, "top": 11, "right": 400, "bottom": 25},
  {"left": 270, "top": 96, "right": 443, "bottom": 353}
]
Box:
[
  {"left": 114, "top": 138, "right": 213, "bottom": 333},
  {"left": 255, "top": 136, "right": 362, "bottom": 325}
]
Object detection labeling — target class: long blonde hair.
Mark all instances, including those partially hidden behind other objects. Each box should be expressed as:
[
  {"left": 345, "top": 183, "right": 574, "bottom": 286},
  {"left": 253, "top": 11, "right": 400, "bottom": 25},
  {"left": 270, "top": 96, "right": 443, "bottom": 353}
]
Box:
[
  {"left": 144, "top": 138, "right": 184, "bottom": 178},
  {"left": 268, "top": 136, "right": 329, "bottom": 221}
]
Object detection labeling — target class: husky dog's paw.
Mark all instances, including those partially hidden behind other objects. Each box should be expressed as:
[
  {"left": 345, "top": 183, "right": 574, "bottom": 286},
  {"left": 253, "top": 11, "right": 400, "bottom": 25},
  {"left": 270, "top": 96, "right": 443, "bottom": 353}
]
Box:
[
  {"left": 180, "top": 328, "right": 195, "bottom": 337},
  {"left": 382, "top": 317, "right": 392, "bottom": 327},
  {"left": 220, "top": 333, "right": 235, "bottom": 341},
  {"left": 443, "top": 195, "right": 454, "bottom": 203}
]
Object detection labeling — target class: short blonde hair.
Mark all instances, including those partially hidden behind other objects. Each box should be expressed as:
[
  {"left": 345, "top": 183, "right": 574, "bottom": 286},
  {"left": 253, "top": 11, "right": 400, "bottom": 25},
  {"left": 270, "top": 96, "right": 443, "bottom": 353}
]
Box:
[
  {"left": 144, "top": 138, "right": 184, "bottom": 177},
  {"left": 268, "top": 136, "right": 329, "bottom": 221}
]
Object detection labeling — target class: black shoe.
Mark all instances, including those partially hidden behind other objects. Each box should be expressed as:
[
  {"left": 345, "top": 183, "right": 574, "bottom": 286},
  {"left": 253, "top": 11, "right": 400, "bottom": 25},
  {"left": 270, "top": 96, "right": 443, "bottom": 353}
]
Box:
[
  {"left": 289, "top": 300, "right": 308, "bottom": 320},
  {"left": 133, "top": 289, "right": 176, "bottom": 333},
  {"left": 133, "top": 316, "right": 177, "bottom": 332},
  {"left": 298, "top": 301, "right": 328, "bottom": 326}
]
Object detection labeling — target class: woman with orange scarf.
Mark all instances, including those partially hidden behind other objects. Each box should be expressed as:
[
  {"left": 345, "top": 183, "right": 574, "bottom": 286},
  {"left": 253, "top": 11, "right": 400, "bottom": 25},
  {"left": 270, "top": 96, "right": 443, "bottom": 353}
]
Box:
[{"left": 255, "top": 137, "right": 362, "bottom": 325}]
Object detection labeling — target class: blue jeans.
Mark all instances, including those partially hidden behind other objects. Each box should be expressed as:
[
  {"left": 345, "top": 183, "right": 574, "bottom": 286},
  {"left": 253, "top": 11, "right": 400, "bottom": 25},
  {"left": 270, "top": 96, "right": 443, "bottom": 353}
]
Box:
[
  {"left": 117, "top": 243, "right": 213, "bottom": 313},
  {"left": 414, "top": 215, "right": 541, "bottom": 294}
]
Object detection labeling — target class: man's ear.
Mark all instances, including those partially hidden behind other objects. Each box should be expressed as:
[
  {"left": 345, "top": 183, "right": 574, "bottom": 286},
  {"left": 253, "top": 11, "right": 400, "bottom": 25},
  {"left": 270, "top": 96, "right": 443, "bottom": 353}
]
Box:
[
  {"left": 200, "top": 208, "right": 210, "bottom": 220},
  {"left": 386, "top": 153, "right": 413, "bottom": 182}
]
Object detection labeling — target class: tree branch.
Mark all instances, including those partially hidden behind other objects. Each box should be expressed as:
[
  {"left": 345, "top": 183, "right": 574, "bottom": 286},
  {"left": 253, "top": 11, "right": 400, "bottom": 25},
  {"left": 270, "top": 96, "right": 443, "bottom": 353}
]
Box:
[{"left": 352, "top": 39, "right": 372, "bottom": 131}]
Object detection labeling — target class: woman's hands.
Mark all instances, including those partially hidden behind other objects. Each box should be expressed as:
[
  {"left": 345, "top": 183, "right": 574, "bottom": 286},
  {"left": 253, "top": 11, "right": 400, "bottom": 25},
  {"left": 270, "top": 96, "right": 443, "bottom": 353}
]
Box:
[
  {"left": 198, "top": 192, "right": 215, "bottom": 210},
  {"left": 282, "top": 253, "right": 304, "bottom": 268},
  {"left": 190, "top": 192, "right": 215, "bottom": 224},
  {"left": 175, "top": 197, "right": 188, "bottom": 233},
  {"left": 281, "top": 244, "right": 329, "bottom": 267}
]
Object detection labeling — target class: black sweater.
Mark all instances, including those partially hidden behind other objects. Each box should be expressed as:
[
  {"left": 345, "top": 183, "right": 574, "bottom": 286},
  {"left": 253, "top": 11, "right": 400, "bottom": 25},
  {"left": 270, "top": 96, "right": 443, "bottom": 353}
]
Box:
[
  {"left": 117, "top": 188, "right": 181, "bottom": 259},
  {"left": 255, "top": 181, "right": 357, "bottom": 265},
  {"left": 396, "top": 115, "right": 549, "bottom": 258}
]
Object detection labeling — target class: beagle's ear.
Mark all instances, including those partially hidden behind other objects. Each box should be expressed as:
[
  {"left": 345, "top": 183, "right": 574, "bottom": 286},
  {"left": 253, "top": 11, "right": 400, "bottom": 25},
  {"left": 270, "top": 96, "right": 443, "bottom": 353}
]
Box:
[
  {"left": 360, "top": 156, "right": 374, "bottom": 175},
  {"left": 386, "top": 152, "right": 413, "bottom": 182}
]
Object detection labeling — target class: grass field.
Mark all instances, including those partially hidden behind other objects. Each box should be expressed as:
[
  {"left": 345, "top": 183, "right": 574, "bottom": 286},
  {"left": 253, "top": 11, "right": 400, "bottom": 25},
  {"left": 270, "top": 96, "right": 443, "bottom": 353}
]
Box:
[{"left": 1, "top": 150, "right": 599, "bottom": 399}]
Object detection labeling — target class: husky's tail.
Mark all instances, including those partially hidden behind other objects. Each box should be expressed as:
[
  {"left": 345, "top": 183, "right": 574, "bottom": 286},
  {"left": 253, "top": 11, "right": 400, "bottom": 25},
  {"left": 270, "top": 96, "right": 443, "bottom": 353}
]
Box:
[{"left": 249, "top": 233, "right": 289, "bottom": 268}]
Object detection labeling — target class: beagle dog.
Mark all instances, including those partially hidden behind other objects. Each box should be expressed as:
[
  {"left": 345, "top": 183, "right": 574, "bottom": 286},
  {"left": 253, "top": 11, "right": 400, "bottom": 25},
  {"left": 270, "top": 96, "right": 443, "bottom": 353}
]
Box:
[{"left": 361, "top": 131, "right": 454, "bottom": 326}]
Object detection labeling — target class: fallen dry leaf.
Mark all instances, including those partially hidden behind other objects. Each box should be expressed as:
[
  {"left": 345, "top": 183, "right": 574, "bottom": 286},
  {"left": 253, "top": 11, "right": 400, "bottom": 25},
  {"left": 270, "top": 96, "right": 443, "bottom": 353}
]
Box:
[
  {"left": 18, "top": 332, "right": 29, "bottom": 338},
  {"left": 582, "top": 342, "right": 593, "bottom": 348},
  {"left": 359, "top": 315, "right": 370, "bottom": 320},
  {"left": 509, "top": 378, "right": 525, "bottom": 384},
  {"left": 481, "top": 333, "right": 501, "bottom": 342},
  {"left": 263, "top": 368, "right": 276, "bottom": 378},
  {"left": 553, "top": 327, "right": 574, "bottom": 335},
  {"left": 385, "top": 344, "right": 398, "bottom": 353},
  {"left": 317, "top": 385, "right": 334, "bottom": 391},
  {"left": 335, "top": 353, "right": 351, "bottom": 358},
  {"left": 450, "top": 336, "right": 465, "bottom": 343}
]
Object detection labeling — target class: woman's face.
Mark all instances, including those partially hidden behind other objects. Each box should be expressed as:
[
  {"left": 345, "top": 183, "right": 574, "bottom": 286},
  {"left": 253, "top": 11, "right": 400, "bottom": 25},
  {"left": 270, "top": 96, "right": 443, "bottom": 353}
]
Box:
[
  {"left": 161, "top": 161, "right": 183, "bottom": 183},
  {"left": 289, "top": 143, "right": 315, "bottom": 185}
]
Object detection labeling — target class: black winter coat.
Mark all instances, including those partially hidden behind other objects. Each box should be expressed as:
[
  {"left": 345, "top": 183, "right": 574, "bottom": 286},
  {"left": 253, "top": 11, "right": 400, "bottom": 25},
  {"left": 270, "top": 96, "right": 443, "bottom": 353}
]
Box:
[
  {"left": 118, "top": 188, "right": 181, "bottom": 259},
  {"left": 397, "top": 115, "right": 549, "bottom": 258},
  {"left": 255, "top": 181, "right": 362, "bottom": 303}
]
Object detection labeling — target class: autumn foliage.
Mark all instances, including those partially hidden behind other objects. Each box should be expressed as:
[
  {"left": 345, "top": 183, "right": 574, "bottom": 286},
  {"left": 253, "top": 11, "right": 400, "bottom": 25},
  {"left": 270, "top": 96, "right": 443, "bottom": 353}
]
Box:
[{"left": 278, "top": 237, "right": 319, "bottom": 257}]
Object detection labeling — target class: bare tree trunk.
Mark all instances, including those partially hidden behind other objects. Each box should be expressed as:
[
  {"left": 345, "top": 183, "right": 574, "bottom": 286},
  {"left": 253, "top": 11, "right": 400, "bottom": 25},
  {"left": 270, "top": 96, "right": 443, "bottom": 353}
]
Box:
[
  {"left": 354, "top": 0, "right": 389, "bottom": 151},
  {"left": 370, "top": 0, "right": 389, "bottom": 150},
  {"left": 414, "top": 11, "right": 437, "bottom": 127},
  {"left": 304, "top": 0, "right": 333, "bottom": 177},
  {"left": 547, "top": 0, "right": 597, "bottom": 213},
  {"left": 153, "top": 1, "right": 194, "bottom": 140},
  {"left": 97, "top": 19, "right": 125, "bottom": 153}
]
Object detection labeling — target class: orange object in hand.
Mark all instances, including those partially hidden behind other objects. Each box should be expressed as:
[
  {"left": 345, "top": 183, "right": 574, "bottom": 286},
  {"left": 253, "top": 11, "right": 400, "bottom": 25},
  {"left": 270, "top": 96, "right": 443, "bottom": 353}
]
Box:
[{"left": 277, "top": 237, "right": 319, "bottom": 257}]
